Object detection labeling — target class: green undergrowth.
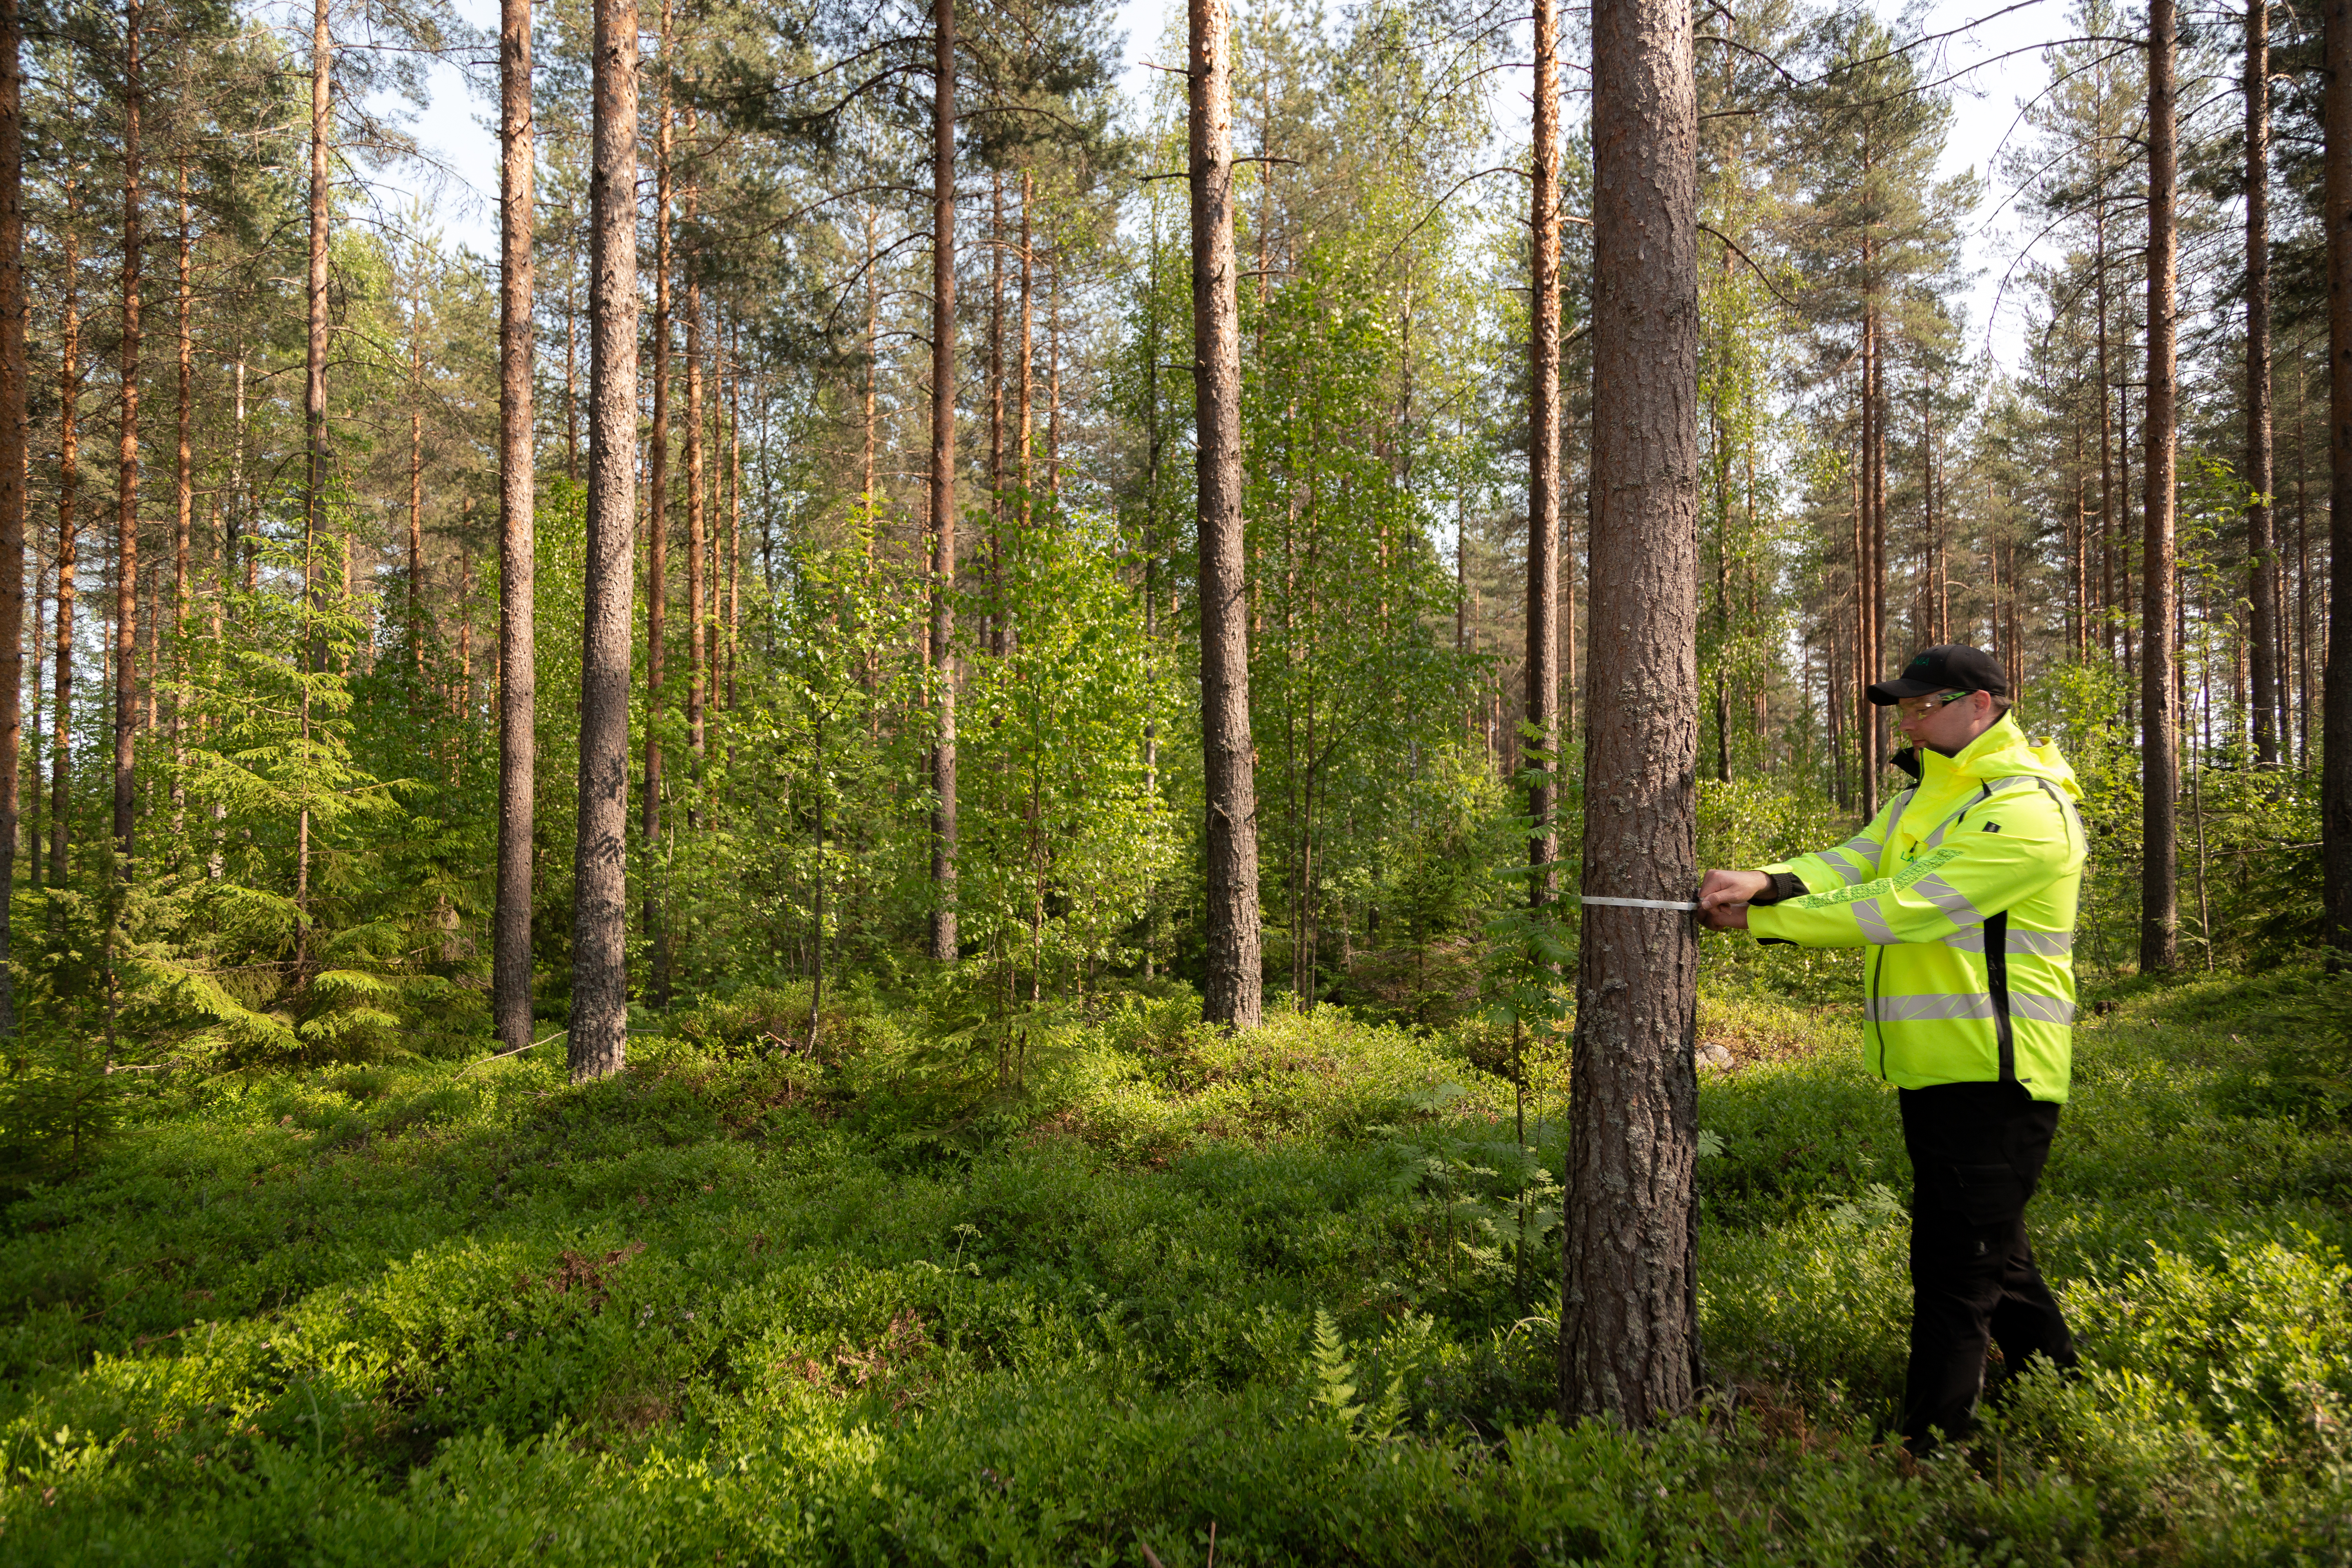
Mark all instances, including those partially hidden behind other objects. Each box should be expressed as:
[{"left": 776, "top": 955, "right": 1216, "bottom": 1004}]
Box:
[{"left": 2, "top": 971, "right": 2350, "bottom": 1563}]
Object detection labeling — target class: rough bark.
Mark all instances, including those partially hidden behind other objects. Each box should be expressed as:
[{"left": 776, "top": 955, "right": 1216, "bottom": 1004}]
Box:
[
  {"left": 1526, "top": 0, "right": 1561, "bottom": 909},
  {"left": 494, "top": 0, "right": 536, "bottom": 1053},
  {"left": 2326, "top": 0, "right": 2352, "bottom": 955},
  {"left": 50, "top": 195, "right": 73, "bottom": 889},
  {"left": 929, "top": 0, "right": 958, "bottom": 963},
  {"left": 170, "top": 165, "right": 189, "bottom": 839},
  {"left": 408, "top": 268, "right": 425, "bottom": 673},
  {"left": 1191, "top": 0, "right": 1261, "bottom": 1029},
  {"left": 114, "top": 0, "right": 141, "bottom": 881},
  {"left": 0, "top": 0, "right": 21, "bottom": 1031},
  {"left": 2249, "top": 0, "right": 2278, "bottom": 766},
  {"left": 643, "top": 6, "right": 672, "bottom": 1003},
  {"left": 1564, "top": 0, "right": 1702, "bottom": 1427},
  {"left": 571, "top": 0, "right": 637, "bottom": 1081},
  {"left": 686, "top": 229, "right": 705, "bottom": 766},
  {"left": 2143, "top": 0, "right": 2181, "bottom": 974}
]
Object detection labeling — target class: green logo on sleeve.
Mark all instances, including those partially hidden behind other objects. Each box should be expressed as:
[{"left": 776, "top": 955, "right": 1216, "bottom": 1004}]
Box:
[{"left": 1795, "top": 844, "right": 1963, "bottom": 909}]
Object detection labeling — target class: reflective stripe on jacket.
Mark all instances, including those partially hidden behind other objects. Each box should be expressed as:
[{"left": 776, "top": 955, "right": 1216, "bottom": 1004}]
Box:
[{"left": 1746, "top": 713, "right": 2087, "bottom": 1102}]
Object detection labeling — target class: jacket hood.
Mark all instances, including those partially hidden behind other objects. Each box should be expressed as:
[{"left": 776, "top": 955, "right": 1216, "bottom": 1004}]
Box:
[{"left": 1919, "top": 712, "right": 2083, "bottom": 801}]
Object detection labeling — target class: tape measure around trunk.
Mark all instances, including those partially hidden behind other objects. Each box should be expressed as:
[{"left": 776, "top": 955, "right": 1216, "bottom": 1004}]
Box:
[{"left": 1579, "top": 895, "right": 1700, "bottom": 911}]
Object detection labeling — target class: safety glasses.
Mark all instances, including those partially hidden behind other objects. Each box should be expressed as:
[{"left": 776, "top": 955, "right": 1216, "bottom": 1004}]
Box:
[{"left": 1895, "top": 689, "right": 1971, "bottom": 720}]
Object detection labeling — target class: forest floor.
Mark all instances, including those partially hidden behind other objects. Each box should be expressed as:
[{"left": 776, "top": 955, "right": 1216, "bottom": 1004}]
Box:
[{"left": 1, "top": 963, "right": 2350, "bottom": 1564}]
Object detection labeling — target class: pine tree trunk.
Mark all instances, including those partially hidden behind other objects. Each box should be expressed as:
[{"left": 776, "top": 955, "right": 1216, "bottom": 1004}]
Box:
[
  {"left": 1526, "top": 0, "right": 1561, "bottom": 909},
  {"left": 169, "top": 167, "right": 189, "bottom": 837},
  {"left": 725, "top": 327, "right": 740, "bottom": 712},
  {"left": 2249, "top": 0, "right": 2278, "bottom": 766},
  {"left": 929, "top": 0, "right": 959, "bottom": 964},
  {"left": 114, "top": 0, "right": 142, "bottom": 882},
  {"left": 686, "top": 274, "right": 705, "bottom": 768},
  {"left": 0, "top": 0, "right": 22, "bottom": 1031},
  {"left": 408, "top": 273, "right": 425, "bottom": 674},
  {"left": 2143, "top": 0, "right": 2181, "bottom": 973},
  {"left": 643, "top": 9, "right": 673, "bottom": 1003},
  {"left": 571, "top": 0, "right": 638, "bottom": 1080},
  {"left": 51, "top": 197, "right": 73, "bottom": 891},
  {"left": 987, "top": 168, "right": 1004, "bottom": 657},
  {"left": 2324, "top": 0, "right": 2352, "bottom": 955},
  {"left": 494, "top": 0, "right": 536, "bottom": 1053},
  {"left": 1191, "top": 0, "right": 1261, "bottom": 1030},
  {"left": 1564, "top": 0, "right": 1701, "bottom": 1426}
]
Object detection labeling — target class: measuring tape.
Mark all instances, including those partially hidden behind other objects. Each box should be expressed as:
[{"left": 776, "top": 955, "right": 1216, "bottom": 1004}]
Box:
[{"left": 1579, "top": 895, "right": 1700, "bottom": 912}]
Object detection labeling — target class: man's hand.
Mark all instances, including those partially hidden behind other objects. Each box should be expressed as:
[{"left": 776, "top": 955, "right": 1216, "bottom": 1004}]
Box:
[{"left": 1697, "top": 868, "right": 1770, "bottom": 931}]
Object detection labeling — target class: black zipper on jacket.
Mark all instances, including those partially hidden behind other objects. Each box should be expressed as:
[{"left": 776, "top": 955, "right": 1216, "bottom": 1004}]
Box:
[
  {"left": 1986, "top": 909, "right": 2015, "bottom": 1086},
  {"left": 1871, "top": 945, "right": 1887, "bottom": 1079}
]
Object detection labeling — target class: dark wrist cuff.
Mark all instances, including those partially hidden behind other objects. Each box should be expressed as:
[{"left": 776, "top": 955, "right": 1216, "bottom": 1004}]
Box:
[{"left": 1749, "top": 871, "right": 1809, "bottom": 906}]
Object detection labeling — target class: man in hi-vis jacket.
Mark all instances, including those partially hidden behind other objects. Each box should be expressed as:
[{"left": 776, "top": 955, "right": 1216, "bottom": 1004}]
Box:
[{"left": 1697, "top": 644, "right": 2086, "bottom": 1450}]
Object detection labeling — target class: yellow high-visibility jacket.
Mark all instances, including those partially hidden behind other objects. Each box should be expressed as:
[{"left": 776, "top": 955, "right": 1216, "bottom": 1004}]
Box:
[{"left": 1748, "top": 714, "right": 2088, "bottom": 1102}]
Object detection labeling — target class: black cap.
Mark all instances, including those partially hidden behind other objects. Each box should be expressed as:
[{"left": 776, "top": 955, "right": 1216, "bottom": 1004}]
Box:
[{"left": 1866, "top": 644, "right": 2009, "bottom": 706}]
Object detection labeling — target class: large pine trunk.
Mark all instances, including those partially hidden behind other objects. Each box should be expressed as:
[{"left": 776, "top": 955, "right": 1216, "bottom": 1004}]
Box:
[
  {"left": 1563, "top": 0, "right": 1702, "bottom": 1426},
  {"left": 494, "top": 0, "right": 536, "bottom": 1053},
  {"left": 571, "top": 0, "right": 638, "bottom": 1080},
  {"left": 929, "top": 0, "right": 958, "bottom": 964},
  {"left": 1191, "top": 0, "right": 1261, "bottom": 1030},
  {"left": 1526, "top": 0, "right": 1560, "bottom": 909},
  {"left": 2325, "top": 0, "right": 2352, "bottom": 955},
  {"left": 2142, "top": 0, "right": 2180, "bottom": 974}
]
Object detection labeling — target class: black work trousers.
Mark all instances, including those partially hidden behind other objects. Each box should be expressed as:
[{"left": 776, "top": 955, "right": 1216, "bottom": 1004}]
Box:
[{"left": 1897, "top": 1079, "right": 2078, "bottom": 1448}]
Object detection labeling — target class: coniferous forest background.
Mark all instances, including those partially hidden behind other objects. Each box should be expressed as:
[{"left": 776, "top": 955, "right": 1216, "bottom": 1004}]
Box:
[{"left": 0, "top": 0, "right": 2350, "bottom": 1555}]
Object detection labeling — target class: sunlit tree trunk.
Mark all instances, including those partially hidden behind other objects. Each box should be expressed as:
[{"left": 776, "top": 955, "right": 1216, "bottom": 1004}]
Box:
[
  {"left": 929, "top": 0, "right": 959, "bottom": 964},
  {"left": 114, "top": 0, "right": 141, "bottom": 881},
  {"left": 571, "top": 0, "right": 638, "bottom": 1080},
  {"left": 494, "top": 0, "right": 536, "bottom": 1053},
  {"left": 408, "top": 265, "right": 426, "bottom": 675},
  {"left": 1564, "top": 0, "right": 1701, "bottom": 1427},
  {"left": 1526, "top": 0, "right": 1561, "bottom": 909},
  {"left": 0, "top": 0, "right": 22, "bottom": 1031},
  {"left": 686, "top": 265, "right": 706, "bottom": 771},
  {"left": 2143, "top": 0, "right": 2180, "bottom": 974},
  {"left": 1192, "top": 0, "right": 1261, "bottom": 1029},
  {"left": 2249, "top": 0, "right": 2278, "bottom": 766}
]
